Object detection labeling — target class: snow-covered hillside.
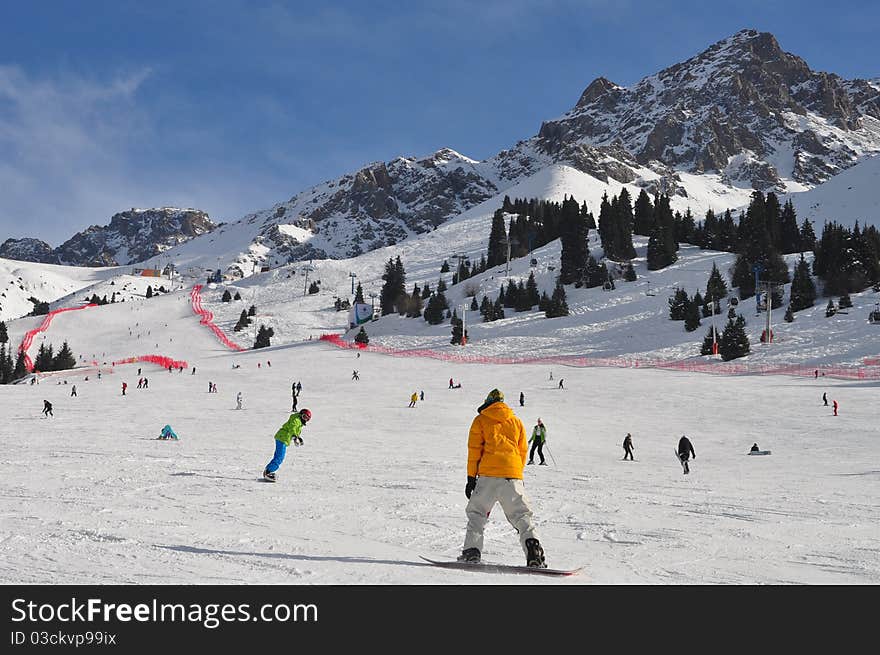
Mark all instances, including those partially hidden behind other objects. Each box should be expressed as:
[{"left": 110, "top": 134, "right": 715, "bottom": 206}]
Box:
[
  {"left": 1, "top": 283, "right": 878, "bottom": 585},
  {"left": 788, "top": 154, "right": 880, "bottom": 228}
]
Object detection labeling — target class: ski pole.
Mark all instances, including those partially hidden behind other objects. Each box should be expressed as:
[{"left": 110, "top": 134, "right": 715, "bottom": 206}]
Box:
[{"left": 544, "top": 443, "right": 558, "bottom": 467}]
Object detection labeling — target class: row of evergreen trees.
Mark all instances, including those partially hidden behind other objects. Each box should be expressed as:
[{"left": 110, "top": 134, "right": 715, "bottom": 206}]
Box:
[{"left": 31, "top": 341, "right": 77, "bottom": 373}]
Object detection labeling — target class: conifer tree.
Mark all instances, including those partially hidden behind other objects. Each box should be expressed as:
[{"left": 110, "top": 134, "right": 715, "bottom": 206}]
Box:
[
  {"left": 525, "top": 272, "right": 540, "bottom": 307},
  {"left": 0, "top": 320, "right": 7, "bottom": 344},
  {"left": 479, "top": 296, "right": 492, "bottom": 322},
  {"left": 52, "top": 341, "right": 76, "bottom": 370},
  {"left": 799, "top": 219, "right": 817, "bottom": 253},
  {"left": 0, "top": 344, "right": 10, "bottom": 384},
  {"left": 423, "top": 293, "right": 446, "bottom": 325},
  {"left": 705, "top": 262, "right": 729, "bottom": 303},
  {"left": 719, "top": 315, "right": 750, "bottom": 361},
  {"left": 825, "top": 299, "right": 836, "bottom": 317},
  {"left": 559, "top": 196, "right": 589, "bottom": 285},
  {"left": 668, "top": 288, "right": 689, "bottom": 321},
  {"left": 248, "top": 305, "right": 256, "bottom": 316},
  {"left": 253, "top": 325, "right": 274, "bottom": 349},
  {"left": 684, "top": 296, "right": 702, "bottom": 332},
  {"left": 354, "top": 327, "right": 369, "bottom": 345},
  {"left": 233, "top": 291, "right": 242, "bottom": 301},
  {"left": 450, "top": 310, "right": 465, "bottom": 345},
  {"left": 779, "top": 200, "right": 800, "bottom": 254},
  {"left": 493, "top": 297, "right": 505, "bottom": 321},
  {"left": 12, "top": 349, "right": 27, "bottom": 381},
  {"left": 789, "top": 254, "right": 817, "bottom": 312},
  {"left": 784, "top": 306, "right": 794, "bottom": 323},
  {"left": 470, "top": 296, "right": 479, "bottom": 311},
  {"left": 440, "top": 260, "right": 450, "bottom": 273},
  {"left": 380, "top": 256, "right": 407, "bottom": 315},
  {"left": 146, "top": 286, "right": 153, "bottom": 299},
  {"left": 623, "top": 263, "right": 637, "bottom": 282},
  {"left": 234, "top": 310, "right": 250, "bottom": 332},
  {"left": 34, "top": 343, "right": 54, "bottom": 372},
  {"left": 545, "top": 278, "right": 569, "bottom": 318},
  {"left": 633, "top": 189, "right": 654, "bottom": 237},
  {"left": 354, "top": 283, "right": 365, "bottom": 304},
  {"left": 839, "top": 293, "right": 853, "bottom": 309},
  {"left": 486, "top": 210, "right": 508, "bottom": 268}
]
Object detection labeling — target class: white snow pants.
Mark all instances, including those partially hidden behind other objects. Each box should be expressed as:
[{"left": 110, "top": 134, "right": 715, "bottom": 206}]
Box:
[{"left": 463, "top": 476, "right": 540, "bottom": 556}]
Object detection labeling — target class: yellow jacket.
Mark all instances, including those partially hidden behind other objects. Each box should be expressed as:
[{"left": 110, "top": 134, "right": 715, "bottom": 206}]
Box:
[
  {"left": 467, "top": 401, "right": 527, "bottom": 479},
  {"left": 411, "top": 393, "right": 418, "bottom": 402}
]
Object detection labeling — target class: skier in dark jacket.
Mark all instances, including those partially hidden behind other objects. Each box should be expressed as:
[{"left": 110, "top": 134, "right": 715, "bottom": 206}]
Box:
[
  {"left": 623, "top": 433, "right": 634, "bottom": 460},
  {"left": 519, "top": 392, "right": 525, "bottom": 407},
  {"left": 677, "top": 435, "right": 695, "bottom": 474},
  {"left": 42, "top": 400, "right": 53, "bottom": 417}
]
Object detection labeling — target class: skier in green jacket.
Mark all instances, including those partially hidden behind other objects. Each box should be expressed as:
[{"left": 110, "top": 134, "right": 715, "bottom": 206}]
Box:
[
  {"left": 527, "top": 418, "right": 547, "bottom": 465},
  {"left": 263, "top": 408, "right": 312, "bottom": 482}
]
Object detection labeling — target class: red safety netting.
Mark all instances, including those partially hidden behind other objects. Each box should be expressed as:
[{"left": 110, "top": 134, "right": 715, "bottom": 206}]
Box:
[
  {"left": 319, "top": 334, "right": 880, "bottom": 381},
  {"left": 112, "top": 355, "right": 188, "bottom": 370},
  {"left": 18, "top": 304, "right": 97, "bottom": 372},
  {"left": 190, "top": 284, "right": 246, "bottom": 352}
]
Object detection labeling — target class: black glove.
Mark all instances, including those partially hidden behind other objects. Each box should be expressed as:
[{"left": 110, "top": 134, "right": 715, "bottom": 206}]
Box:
[
  {"left": 293, "top": 436, "right": 303, "bottom": 447},
  {"left": 465, "top": 476, "right": 477, "bottom": 499}
]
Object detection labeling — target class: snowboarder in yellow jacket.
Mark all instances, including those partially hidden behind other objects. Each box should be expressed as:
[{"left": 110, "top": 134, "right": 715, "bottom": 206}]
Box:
[
  {"left": 458, "top": 388, "right": 546, "bottom": 568},
  {"left": 409, "top": 392, "right": 418, "bottom": 408},
  {"left": 263, "top": 408, "right": 312, "bottom": 482}
]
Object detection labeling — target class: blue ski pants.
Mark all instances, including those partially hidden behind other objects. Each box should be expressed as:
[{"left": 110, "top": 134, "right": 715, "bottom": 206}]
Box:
[{"left": 266, "top": 440, "right": 288, "bottom": 473}]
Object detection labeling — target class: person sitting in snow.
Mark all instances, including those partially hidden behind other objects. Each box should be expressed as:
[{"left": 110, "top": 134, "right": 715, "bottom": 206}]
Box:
[{"left": 158, "top": 424, "right": 179, "bottom": 440}]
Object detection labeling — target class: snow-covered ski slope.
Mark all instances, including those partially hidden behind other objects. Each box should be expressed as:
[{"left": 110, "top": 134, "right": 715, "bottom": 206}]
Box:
[{"left": 1, "top": 274, "right": 878, "bottom": 584}]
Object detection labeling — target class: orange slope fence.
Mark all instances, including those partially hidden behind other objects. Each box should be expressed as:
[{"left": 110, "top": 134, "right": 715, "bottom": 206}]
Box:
[{"left": 319, "top": 334, "right": 880, "bottom": 381}]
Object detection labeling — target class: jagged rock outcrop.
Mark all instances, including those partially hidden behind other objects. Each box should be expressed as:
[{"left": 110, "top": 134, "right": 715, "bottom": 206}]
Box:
[
  {"left": 0, "top": 238, "right": 55, "bottom": 263},
  {"left": 533, "top": 29, "right": 880, "bottom": 190},
  {"left": 53, "top": 208, "right": 216, "bottom": 266}
]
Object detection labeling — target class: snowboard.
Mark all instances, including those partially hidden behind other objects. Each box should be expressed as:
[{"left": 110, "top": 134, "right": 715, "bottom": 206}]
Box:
[
  {"left": 674, "top": 448, "right": 688, "bottom": 473},
  {"left": 748, "top": 450, "right": 772, "bottom": 455},
  {"left": 420, "top": 556, "right": 582, "bottom": 577}
]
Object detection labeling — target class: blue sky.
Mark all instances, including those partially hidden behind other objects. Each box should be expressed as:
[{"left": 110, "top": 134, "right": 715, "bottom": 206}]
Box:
[{"left": 1, "top": 0, "right": 878, "bottom": 245}]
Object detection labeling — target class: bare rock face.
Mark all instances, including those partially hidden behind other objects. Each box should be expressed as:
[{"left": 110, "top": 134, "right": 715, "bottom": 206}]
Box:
[{"left": 53, "top": 208, "right": 216, "bottom": 266}]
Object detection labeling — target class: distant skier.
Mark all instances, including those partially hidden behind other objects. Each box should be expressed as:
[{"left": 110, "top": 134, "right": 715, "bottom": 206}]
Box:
[
  {"left": 122, "top": 382, "right": 127, "bottom": 396},
  {"left": 409, "top": 392, "right": 418, "bottom": 408},
  {"left": 449, "top": 378, "right": 454, "bottom": 389},
  {"left": 296, "top": 381, "right": 302, "bottom": 395},
  {"left": 352, "top": 370, "right": 360, "bottom": 380},
  {"left": 208, "top": 381, "right": 213, "bottom": 393},
  {"left": 677, "top": 435, "right": 696, "bottom": 474},
  {"left": 42, "top": 400, "right": 53, "bottom": 417},
  {"left": 832, "top": 399, "right": 839, "bottom": 416},
  {"left": 822, "top": 392, "right": 828, "bottom": 406},
  {"left": 291, "top": 388, "right": 298, "bottom": 412},
  {"left": 236, "top": 392, "right": 243, "bottom": 410},
  {"left": 750, "top": 443, "right": 760, "bottom": 453},
  {"left": 263, "top": 408, "right": 312, "bottom": 482},
  {"left": 549, "top": 371, "right": 553, "bottom": 381},
  {"left": 70, "top": 385, "right": 77, "bottom": 397},
  {"left": 519, "top": 391, "right": 525, "bottom": 407},
  {"left": 527, "top": 418, "right": 547, "bottom": 465},
  {"left": 558, "top": 379, "right": 564, "bottom": 390},
  {"left": 143, "top": 378, "right": 148, "bottom": 389},
  {"left": 814, "top": 369, "right": 818, "bottom": 379},
  {"left": 420, "top": 390, "right": 425, "bottom": 401},
  {"left": 623, "top": 433, "right": 634, "bottom": 461},
  {"left": 192, "top": 367, "right": 196, "bottom": 375}
]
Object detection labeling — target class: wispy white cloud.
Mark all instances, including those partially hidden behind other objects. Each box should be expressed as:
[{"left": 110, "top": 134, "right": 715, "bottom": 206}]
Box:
[{"left": 0, "top": 66, "right": 295, "bottom": 244}]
